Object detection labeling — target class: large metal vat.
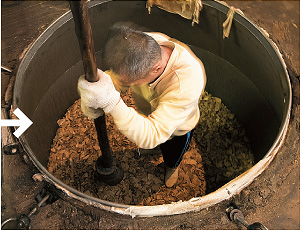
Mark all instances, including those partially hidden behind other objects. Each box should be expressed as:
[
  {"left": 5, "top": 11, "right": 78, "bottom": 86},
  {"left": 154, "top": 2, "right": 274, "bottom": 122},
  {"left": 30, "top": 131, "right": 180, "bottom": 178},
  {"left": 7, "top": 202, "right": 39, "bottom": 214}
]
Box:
[{"left": 13, "top": 0, "right": 291, "bottom": 217}]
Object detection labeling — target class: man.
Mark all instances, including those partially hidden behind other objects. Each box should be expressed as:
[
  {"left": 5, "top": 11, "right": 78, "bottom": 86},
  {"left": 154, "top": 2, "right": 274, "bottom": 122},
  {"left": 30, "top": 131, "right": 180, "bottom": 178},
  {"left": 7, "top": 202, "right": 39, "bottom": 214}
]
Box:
[{"left": 78, "top": 24, "right": 206, "bottom": 187}]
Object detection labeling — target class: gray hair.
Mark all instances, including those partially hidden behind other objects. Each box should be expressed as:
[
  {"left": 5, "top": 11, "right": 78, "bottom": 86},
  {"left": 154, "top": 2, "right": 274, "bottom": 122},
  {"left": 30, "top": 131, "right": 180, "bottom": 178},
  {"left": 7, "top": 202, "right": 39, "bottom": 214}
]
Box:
[{"left": 102, "top": 23, "right": 161, "bottom": 83}]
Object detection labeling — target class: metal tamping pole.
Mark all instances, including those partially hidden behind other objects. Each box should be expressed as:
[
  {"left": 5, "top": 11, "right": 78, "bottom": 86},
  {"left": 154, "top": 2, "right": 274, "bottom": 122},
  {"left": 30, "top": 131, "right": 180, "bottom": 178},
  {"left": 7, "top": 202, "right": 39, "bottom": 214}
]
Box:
[{"left": 69, "top": 0, "right": 123, "bottom": 185}]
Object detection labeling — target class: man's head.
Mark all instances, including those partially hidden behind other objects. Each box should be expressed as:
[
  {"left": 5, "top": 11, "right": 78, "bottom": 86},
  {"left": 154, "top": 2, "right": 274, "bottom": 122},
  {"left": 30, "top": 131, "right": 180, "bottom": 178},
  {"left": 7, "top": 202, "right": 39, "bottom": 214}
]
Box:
[{"left": 102, "top": 23, "right": 162, "bottom": 85}]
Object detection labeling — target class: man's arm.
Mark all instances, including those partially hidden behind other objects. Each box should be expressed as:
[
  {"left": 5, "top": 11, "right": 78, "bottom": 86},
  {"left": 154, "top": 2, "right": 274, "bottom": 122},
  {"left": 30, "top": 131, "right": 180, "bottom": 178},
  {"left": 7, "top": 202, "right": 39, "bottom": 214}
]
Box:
[{"left": 109, "top": 85, "right": 201, "bottom": 149}]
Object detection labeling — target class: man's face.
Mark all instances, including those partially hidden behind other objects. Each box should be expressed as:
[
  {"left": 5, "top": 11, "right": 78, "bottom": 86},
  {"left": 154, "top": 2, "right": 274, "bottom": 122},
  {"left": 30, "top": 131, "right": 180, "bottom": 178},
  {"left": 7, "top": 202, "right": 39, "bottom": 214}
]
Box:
[{"left": 118, "top": 73, "right": 158, "bottom": 86}]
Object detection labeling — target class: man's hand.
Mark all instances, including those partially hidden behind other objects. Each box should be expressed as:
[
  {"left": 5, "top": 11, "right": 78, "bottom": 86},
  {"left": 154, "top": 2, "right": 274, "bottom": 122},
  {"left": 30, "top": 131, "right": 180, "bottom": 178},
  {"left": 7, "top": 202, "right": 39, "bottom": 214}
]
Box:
[{"left": 78, "top": 69, "right": 120, "bottom": 119}]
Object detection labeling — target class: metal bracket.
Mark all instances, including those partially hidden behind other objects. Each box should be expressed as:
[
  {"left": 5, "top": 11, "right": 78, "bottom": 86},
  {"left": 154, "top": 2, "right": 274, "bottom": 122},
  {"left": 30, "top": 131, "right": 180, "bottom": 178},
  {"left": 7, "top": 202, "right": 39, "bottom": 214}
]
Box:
[
  {"left": 3, "top": 143, "right": 21, "bottom": 155},
  {"left": 1, "top": 107, "right": 21, "bottom": 155}
]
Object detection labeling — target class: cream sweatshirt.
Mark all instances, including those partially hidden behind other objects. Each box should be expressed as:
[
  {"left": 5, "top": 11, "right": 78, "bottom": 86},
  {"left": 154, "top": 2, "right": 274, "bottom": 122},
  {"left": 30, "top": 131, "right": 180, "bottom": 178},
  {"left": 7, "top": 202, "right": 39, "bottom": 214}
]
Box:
[{"left": 109, "top": 32, "right": 206, "bottom": 149}]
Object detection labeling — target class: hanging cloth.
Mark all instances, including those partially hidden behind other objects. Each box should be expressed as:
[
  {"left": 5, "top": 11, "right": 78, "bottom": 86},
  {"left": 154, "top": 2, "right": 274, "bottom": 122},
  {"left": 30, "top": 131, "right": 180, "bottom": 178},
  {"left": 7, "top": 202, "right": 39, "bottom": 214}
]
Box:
[
  {"left": 222, "top": 6, "right": 244, "bottom": 39},
  {"left": 146, "top": 0, "right": 203, "bottom": 26}
]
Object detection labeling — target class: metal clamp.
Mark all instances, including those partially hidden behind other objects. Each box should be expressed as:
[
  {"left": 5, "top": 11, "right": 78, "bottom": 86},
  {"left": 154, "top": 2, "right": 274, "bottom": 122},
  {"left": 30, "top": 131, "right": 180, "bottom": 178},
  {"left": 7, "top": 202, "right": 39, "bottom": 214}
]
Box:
[
  {"left": 1, "top": 192, "right": 52, "bottom": 229},
  {"left": 226, "top": 205, "right": 268, "bottom": 230},
  {"left": 35, "top": 186, "right": 59, "bottom": 206}
]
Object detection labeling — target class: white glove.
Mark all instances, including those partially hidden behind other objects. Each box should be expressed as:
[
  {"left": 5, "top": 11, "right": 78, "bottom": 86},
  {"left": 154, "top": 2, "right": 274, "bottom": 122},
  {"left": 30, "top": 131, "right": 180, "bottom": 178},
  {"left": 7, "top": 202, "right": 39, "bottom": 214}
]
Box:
[
  {"left": 78, "top": 69, "right": 120, "bottom": 119},
  {"left": 80, "top": 102, "right": 105, "bottom": 119}
]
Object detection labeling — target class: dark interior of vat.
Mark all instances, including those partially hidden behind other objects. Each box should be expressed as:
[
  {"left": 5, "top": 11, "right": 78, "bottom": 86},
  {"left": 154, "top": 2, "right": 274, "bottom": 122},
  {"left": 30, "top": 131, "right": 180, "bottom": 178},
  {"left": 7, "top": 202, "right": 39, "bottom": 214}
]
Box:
[{"left": 14, "top": 1, "right": 290, "bottom": 181}]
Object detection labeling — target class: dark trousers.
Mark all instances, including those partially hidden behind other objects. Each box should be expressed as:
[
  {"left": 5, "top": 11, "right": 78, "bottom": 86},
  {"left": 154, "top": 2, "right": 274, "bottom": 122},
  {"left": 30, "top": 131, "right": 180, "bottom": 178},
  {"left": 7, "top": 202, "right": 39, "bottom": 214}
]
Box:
[{"left": 160, "top": 130, "right": 194, "bottom": 168}]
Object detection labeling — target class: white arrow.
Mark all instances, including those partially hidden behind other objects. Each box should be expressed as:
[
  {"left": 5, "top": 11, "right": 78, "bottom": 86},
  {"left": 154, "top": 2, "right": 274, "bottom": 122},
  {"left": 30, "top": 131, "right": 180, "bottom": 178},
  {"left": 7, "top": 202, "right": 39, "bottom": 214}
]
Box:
[{"left": 1, "top": 108, "right": 33, "bottom": 138}]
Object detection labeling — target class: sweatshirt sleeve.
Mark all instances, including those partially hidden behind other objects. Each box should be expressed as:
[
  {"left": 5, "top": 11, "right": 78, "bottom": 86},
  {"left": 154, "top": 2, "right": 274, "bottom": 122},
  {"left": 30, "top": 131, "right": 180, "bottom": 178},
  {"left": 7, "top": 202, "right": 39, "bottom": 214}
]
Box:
[{"left": 109, "top": 83, "right": 201, "bottom": 149}]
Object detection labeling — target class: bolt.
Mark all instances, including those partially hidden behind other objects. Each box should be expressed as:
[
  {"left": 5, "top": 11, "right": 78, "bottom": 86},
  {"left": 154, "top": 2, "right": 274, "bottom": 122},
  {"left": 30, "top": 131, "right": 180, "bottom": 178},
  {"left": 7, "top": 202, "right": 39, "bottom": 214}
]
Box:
[{"left": 32, "top": 173, "right": 43, "bottom": 182}]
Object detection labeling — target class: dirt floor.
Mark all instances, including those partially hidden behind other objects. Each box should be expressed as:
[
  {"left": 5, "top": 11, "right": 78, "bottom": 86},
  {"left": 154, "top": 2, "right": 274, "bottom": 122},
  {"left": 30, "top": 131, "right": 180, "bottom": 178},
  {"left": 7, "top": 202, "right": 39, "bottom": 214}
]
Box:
[{"left": 1, "top": 1, "right": 299, "bottom": 229}]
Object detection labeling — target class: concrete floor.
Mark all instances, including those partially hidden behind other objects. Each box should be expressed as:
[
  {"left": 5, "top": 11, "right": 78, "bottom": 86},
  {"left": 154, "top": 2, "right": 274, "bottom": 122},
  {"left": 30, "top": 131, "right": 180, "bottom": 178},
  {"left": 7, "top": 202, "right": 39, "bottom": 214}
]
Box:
[{"left": 1, "top": 1, "right": 299, "bottom": 229}]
